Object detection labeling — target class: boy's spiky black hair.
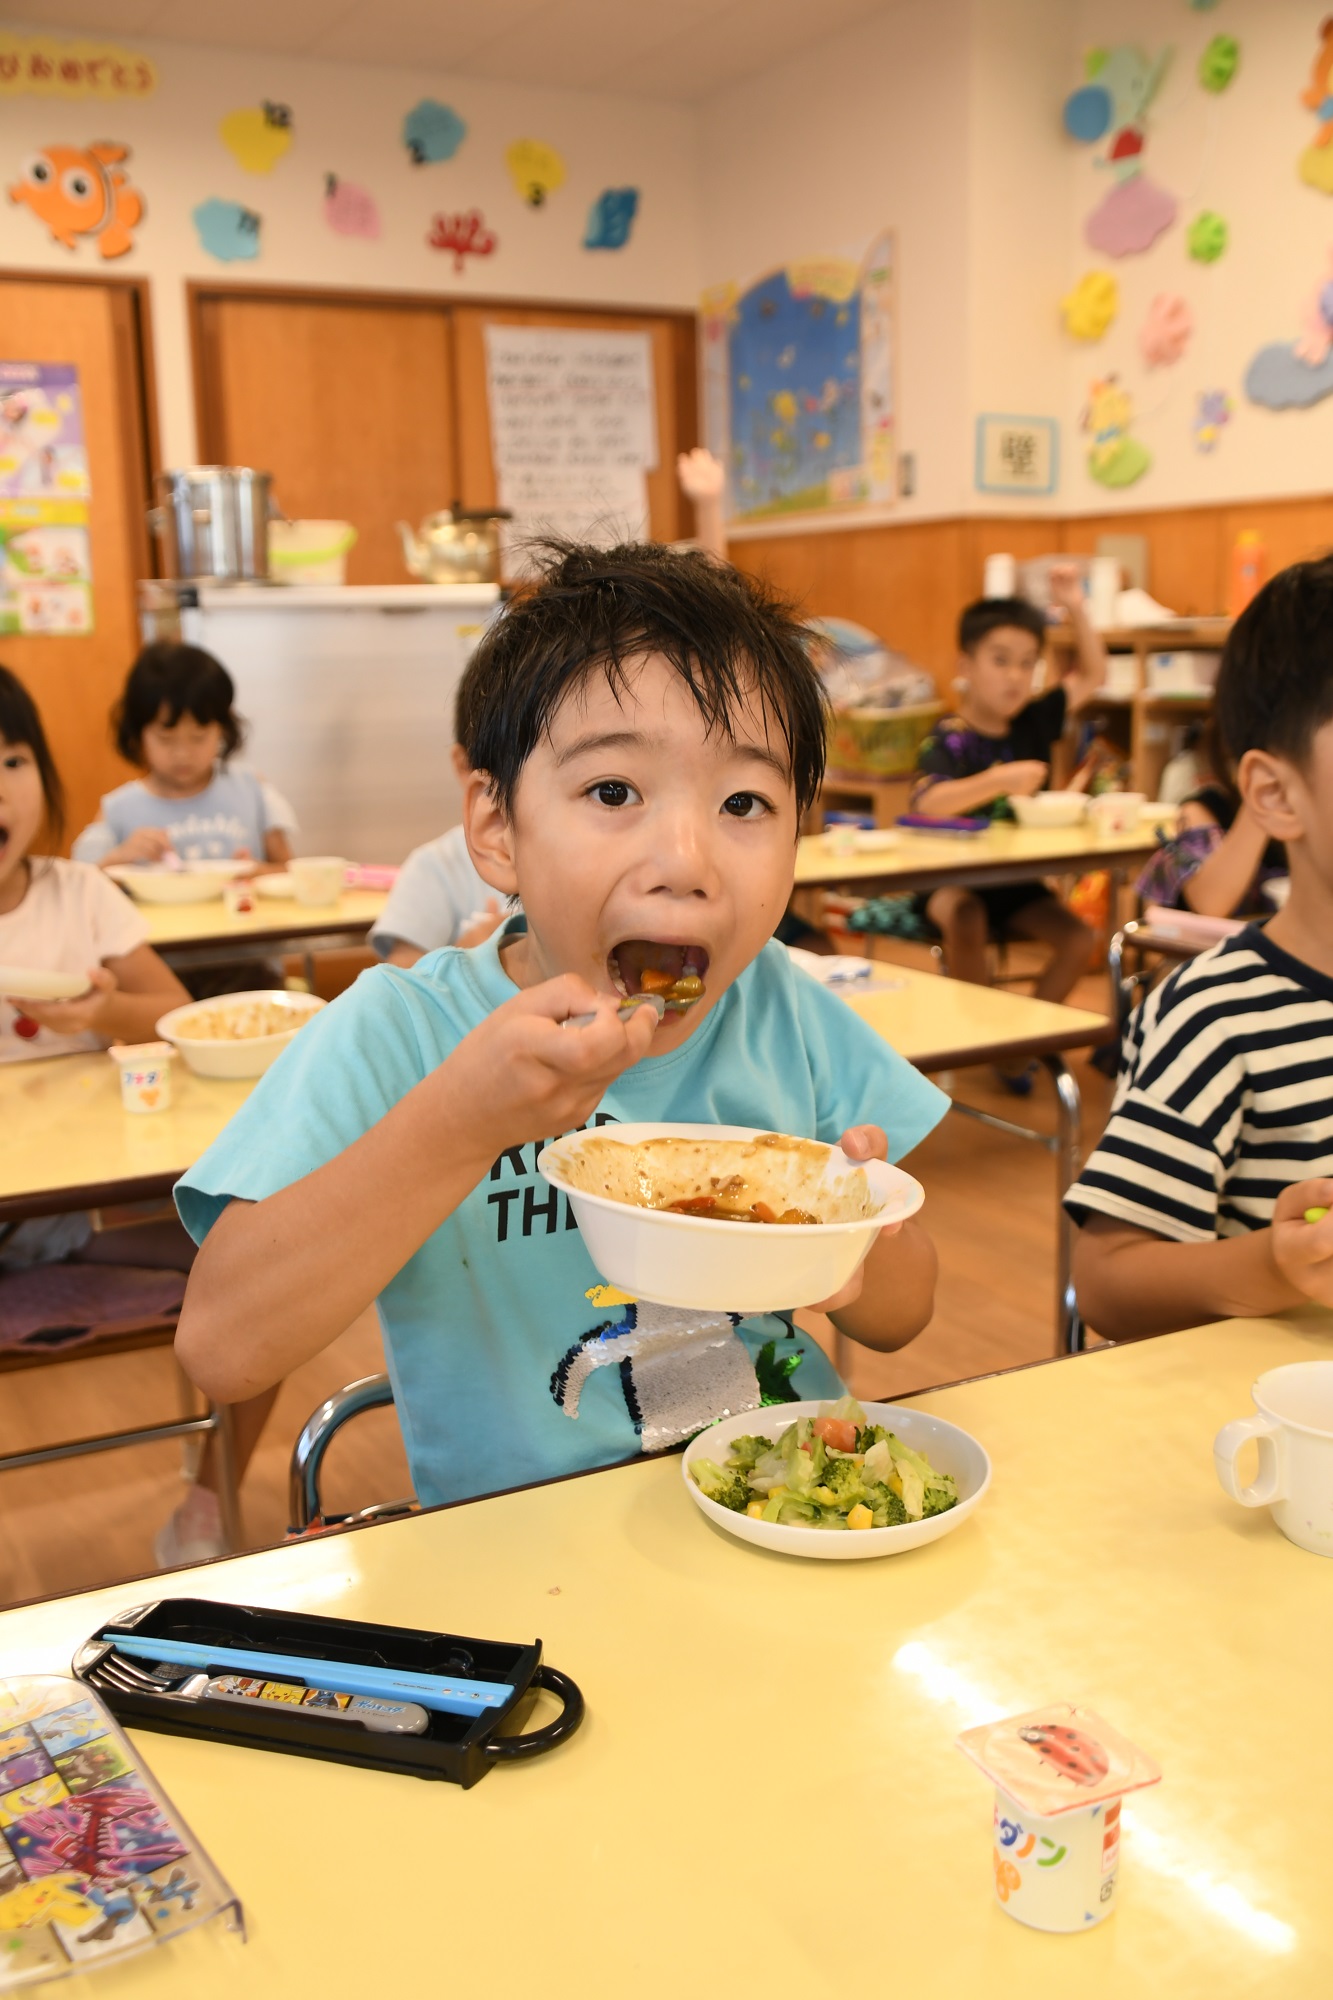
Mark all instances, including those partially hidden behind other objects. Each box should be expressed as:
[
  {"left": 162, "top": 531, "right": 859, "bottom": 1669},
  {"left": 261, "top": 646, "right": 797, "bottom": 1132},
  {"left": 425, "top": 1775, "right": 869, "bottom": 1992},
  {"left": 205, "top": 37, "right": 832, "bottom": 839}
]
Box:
[
  {"left": 457, "top": 540, "right": 828, "bottom": 818},
  {"left": 1215, "top": 556, "right": 1333, "bottom": 768},
  {"left": 958, "top": 597, "right": 1047, "bottom": 654}
]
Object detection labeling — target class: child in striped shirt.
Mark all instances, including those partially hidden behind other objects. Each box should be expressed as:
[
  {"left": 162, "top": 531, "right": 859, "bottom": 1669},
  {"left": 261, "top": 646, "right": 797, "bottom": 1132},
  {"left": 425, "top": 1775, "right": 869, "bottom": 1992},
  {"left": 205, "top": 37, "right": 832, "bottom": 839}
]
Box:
[{"left": 1068, "top": 557, "right": 1333, "bottom": 1338}]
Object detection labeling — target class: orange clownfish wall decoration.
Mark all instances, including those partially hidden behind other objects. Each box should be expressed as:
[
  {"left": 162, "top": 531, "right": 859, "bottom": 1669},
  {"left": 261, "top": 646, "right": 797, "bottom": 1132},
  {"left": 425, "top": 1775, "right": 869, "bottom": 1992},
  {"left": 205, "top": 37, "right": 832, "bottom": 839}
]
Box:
[{"left": 8, "top": 141, "right": 144, "bottom": 257}]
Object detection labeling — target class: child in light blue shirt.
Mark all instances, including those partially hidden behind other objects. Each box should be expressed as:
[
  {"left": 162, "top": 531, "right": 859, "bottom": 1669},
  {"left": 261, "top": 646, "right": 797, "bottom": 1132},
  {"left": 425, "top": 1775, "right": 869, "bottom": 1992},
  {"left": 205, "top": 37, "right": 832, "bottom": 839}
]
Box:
[
  {"left": 73, "top": 641, "right": 296, "bottom": 869},
  {"left": 174, "top": 543, "right": 947, "bottom": 1509}
]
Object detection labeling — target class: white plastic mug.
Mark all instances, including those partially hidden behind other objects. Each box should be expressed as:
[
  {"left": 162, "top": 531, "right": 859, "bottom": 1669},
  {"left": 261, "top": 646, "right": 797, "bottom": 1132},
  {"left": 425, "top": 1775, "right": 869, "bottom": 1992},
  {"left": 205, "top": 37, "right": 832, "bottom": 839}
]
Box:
[
  {"left": 992, "top": 1788, "right": 1120, "bottom": 1933},
  {"left": 289, "top": 856, "right": 346, "bottom": 907},
  {"left": 107, "top": 1042, "right": 174, "bottom": 1115},
  {"left": 1214, "top": 1361, "right": 1333, "bottom": 1556}
]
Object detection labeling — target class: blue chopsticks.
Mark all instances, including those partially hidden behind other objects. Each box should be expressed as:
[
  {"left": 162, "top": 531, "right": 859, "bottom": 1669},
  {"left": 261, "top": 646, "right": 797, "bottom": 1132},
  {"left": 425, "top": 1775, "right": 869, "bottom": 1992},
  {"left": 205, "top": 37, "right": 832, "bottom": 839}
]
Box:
[{"left": 101, "top": 1632, "right": 510, "bottom": 1718}]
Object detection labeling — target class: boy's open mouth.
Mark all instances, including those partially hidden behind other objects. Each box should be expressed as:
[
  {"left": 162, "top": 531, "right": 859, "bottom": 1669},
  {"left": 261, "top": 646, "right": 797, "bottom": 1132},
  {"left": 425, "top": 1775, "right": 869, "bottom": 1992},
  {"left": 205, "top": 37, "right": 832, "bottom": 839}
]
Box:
[{"left": 609, "top": 940, "right": 709, "bottom": 1007}]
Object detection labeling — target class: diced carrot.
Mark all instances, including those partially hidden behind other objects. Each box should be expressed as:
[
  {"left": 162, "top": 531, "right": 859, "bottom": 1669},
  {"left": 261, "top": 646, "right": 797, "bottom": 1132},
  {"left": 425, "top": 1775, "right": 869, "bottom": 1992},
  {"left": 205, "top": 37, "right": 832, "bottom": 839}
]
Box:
[{"left": 813, "top": 1416, "right": 858, "bottom": 1453}]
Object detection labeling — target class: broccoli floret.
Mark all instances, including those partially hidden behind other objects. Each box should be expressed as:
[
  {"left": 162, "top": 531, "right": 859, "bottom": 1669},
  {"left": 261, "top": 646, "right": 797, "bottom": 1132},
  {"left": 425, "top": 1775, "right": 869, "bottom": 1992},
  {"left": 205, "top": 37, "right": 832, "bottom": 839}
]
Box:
[
  {"left": 691, "top": 1458, "right": 751, "bottom": 1512},
  {"left": 820, "top": 1455, "right": 872, "bottom": 1508},
  {"left": 728, "top": 1434, "right": 774, "bottom": 1472},
  {"left": 871, "top": 1488, "right": 909, "bottom": 1527},
  {"left": 922, "top": 1484, "right": 959, "bottom": 1518}
]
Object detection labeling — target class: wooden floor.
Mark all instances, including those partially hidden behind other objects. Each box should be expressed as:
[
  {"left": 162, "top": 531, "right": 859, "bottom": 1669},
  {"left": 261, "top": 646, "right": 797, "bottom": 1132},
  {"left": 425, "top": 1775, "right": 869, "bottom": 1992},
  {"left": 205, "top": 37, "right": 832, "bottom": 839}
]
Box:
[{"left": 0, "top": 949, "right": 1114, "bottom": 1608}]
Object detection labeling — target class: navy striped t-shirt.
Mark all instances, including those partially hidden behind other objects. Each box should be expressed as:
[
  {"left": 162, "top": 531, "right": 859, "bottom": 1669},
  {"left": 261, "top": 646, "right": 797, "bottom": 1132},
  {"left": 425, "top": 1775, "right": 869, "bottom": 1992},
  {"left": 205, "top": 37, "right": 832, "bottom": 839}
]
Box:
[{"left": 1066, "top": 925, "right": 1333, "bottom": 1243}]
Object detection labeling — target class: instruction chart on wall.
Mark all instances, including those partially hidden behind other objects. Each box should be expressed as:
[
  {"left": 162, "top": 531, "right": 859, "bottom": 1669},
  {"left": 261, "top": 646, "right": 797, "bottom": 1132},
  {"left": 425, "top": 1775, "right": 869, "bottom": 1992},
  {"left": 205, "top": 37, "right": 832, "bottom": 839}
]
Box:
[
  {"left": 0, "top": 361, "right": 94, "bottom": 635},
  {"left": 701, "top": 229, "right": 896, "bottom": 526},
  {"left": 484, "top": 325, "right": 657, "bottom": 567}
]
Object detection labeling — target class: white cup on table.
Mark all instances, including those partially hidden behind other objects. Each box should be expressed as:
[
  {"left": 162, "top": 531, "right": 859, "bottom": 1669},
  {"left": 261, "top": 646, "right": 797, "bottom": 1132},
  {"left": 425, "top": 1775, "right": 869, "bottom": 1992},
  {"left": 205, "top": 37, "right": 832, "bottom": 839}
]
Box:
[
  {"left": 1088, "top": 792, "right": 1145, "bottom": 837},
  {"left": 289, "top": 856, "right": 347, "bottom": 907},
  {"left": 1214, "top": 1361, "right": 1333, "bottom": 1556}
]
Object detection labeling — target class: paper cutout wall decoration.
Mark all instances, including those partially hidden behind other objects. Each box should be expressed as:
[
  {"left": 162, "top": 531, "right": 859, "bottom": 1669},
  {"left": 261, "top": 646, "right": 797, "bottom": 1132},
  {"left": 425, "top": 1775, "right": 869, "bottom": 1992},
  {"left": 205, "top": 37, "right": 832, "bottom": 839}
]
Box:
[
  {"left": 426, "top": 208, "right": 496, "bottom": 271},
  {"left": 1187, "top": 209, "right": 1228, "bottom": 261},
  {"left": 1062, "top": 269, "right": 1118, "bottom": 341},
  {"left": 8, "top": 142, "right": 143, "bottom": 257},
  {"left": 0, "top": 32, "right": 156, "bottom": 97},
  {"left": 1139, "top": 293, "right": 1193, "bottom": 367},
  {"left": 1067, "top": 45, "right": 1177, "bottom": 256},
  {"left": 323, "top": 175, "right": 379, "bottom": 239},
  {"left": 192, "top": 197, "right": 260, "bottom": 262},
  {"left": 219, "top": 102, "right": 292, "bottom": 174},
  {"left": 1, "top": 360, "right": 94, "bottom": 637},
  {"left": 584, "top": 187, "right": 638, "bottom": 250},
  {"left": 1193, "top": 389, "right": 1232, "bottom": 451},
  {"left": 1244, "top": 247, "right": 1333, "bottom": 408},
  {"left": 1299, "top": 21, "right": 1333, "bottom": 194},
  {"left": 1199, "top": 35, "right": 1239, "bottom": 93},
  {"left": 1083, "top": 375, "right": 1151, "bottom": 486},
  {"left": 505, "top": 138, "right": 565, "bottom": 207},
  {"left": 403, "top": 99, "right": 466, "bottom": 165}
]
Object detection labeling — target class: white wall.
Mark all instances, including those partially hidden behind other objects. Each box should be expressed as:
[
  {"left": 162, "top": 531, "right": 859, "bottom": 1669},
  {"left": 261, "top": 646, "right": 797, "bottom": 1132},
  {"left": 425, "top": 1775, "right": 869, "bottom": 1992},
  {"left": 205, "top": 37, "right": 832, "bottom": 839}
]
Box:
[
  {"left": 1061, "top": 0, "right": 1333, "bottom": 514},
  {"left": 0, "top": 21, "right": 702, "bottom": 465},
  {"left": 696, "top": 0, "right": 975, "bottom": 523}
]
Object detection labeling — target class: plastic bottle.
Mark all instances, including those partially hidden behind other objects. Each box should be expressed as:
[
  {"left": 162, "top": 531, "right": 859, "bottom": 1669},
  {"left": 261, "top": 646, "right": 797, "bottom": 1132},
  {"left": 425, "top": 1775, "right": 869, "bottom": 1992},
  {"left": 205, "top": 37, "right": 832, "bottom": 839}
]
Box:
[{"left": 1227, "top": 531, "right": 1267, "bottom": 618}]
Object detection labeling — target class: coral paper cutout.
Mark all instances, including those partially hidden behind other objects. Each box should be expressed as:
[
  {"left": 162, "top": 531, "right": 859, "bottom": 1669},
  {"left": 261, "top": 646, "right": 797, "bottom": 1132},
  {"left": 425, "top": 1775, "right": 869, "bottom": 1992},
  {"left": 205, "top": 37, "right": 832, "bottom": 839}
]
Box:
[
  {"left": 7, "top": 141, "right": 143, "bottom": 257},
  {"left": 426, "top": 208, "right": 496, "bottom": 272},
  {"left": 218, "top": 102, "right": 292, "bottom": 174},
  {"left": 1139, "top": 293, "right": 1193, "bottom": 367},
  {"left": 323, "top": 175, "right": 379, "bottom": 240}
]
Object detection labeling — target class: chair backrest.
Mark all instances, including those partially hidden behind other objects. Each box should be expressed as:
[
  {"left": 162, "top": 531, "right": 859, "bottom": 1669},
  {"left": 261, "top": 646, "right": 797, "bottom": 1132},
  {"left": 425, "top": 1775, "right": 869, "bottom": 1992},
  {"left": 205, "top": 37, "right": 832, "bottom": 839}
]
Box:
[{"left": 288, "top": 1372, "right": 415, "bottom": 1533}]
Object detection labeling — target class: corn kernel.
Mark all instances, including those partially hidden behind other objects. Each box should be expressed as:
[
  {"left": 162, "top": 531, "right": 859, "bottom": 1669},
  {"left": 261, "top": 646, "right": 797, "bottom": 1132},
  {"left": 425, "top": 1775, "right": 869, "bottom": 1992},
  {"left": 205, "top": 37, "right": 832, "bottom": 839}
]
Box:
[{"left": 847, "top": 1503, "right": 873, "bottom": 1531}]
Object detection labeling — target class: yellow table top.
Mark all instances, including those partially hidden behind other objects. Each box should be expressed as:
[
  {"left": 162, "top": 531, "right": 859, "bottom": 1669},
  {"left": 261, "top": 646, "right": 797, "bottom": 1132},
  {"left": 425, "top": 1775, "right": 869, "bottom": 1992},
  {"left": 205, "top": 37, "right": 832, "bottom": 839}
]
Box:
[
  {"left": 141, "top": 889, "right": 387, "bottom": 950},
  {"left": 842, "top": 963, "right": 1110, "bottom": 1068},
  {"left": 3, "top": 1313, "right": 1330, "bottom": 1995},
  {"left": 0, "top": 1052, "right": 253, "bottom": 1218},
  {"left": 795, "top": 819, "right": 1159, "bottom": 891}
]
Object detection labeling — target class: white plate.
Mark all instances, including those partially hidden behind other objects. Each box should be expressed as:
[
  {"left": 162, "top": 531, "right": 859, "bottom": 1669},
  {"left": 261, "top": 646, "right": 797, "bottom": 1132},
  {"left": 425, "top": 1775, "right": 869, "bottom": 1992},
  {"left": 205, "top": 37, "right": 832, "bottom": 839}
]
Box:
[
  {"left": 106, "top": 863, "right": 246, "bottom": 904},
  {"left": 255, "top": 873, "right": 294, "bottom": 898},
  {"left": 0, "top": 965, "right": 89, "bottom": 1002},
  {"left": 682, "top": 1400, "right": 991, "bottom": 1560},
  {"left": 852, "top": 828, "right": 900, "bottom": 853},
  {"left": 538, "top": 1123, "right": 924, "bottom": 1313}
]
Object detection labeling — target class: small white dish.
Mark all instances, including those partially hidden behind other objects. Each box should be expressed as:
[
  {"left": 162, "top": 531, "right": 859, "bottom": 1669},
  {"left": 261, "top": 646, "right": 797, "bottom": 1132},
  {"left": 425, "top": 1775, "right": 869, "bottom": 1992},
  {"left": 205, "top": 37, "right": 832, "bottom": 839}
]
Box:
[
  {"left": 852, "top": 828, "right": 900, "bottom": 853},
  {"left": 1011, "top": 791, "right": 1088, "bottom": 829},
  {"left": 106, "top": 863, "right": 245, "bottom": 905},
  {"left": 682, "top": 1400, "right": 991, "bottom": 1560},
  {"left": 538, "top": 1122, "right": 923, "bottom": 1313},
  {"left": 156, "top": 989, "right": 326, "bottom": 1079},
  {"left": 0, "top": 965, "right": 89, "bottom": 1002},
  {"left": 255, "top": 872, "right": 295, "bottom": 899}
]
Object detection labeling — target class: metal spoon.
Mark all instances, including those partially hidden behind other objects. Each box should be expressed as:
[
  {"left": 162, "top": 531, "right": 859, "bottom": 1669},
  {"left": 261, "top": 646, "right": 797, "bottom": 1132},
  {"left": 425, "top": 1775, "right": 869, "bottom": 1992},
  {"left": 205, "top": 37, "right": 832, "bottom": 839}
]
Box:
[{"left": 564, "top": 993, "right": 669, "bottom": 1030}]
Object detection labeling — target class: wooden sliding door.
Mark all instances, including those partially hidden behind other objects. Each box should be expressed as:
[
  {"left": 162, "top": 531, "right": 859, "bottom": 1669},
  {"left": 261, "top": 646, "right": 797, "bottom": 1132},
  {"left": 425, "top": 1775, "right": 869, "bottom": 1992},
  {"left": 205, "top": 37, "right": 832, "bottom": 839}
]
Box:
[
  {"left": 0, "top": 273, "right": 157, "bottom": 842},
  {"left": 192, "top": 291, "right": 457, "bottom": 584}
]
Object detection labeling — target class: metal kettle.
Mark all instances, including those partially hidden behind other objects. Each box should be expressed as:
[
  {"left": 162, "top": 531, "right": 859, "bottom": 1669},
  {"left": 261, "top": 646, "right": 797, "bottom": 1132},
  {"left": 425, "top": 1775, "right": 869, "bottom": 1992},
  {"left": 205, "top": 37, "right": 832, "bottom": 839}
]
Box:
[{"left": 396, "top": 505, "right": 511, "bottom": 585}]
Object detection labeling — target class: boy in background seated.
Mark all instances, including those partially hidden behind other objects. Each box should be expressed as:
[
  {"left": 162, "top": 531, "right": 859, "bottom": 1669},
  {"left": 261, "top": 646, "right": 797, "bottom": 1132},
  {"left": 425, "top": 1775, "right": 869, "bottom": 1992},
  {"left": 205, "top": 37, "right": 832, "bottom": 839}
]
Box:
[
  {"left": 1069, "top": 557, "right": 1333, "bottom": 1339},
  {"left": 370, "top": 744, "right": 506, "bottom": 969},
  {"left": 173, "top": 544, "right": 947, "bottom": 1509},
  {"left": 910, "top": 568, "right": 1106, "bottom": 1052}
]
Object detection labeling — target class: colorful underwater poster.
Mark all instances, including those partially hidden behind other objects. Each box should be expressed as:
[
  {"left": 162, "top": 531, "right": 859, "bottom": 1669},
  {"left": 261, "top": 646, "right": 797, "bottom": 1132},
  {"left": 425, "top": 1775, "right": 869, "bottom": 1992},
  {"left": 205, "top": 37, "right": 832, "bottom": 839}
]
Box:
[{"left": 709, "top": 231, "right": 895, "bottom": 523}]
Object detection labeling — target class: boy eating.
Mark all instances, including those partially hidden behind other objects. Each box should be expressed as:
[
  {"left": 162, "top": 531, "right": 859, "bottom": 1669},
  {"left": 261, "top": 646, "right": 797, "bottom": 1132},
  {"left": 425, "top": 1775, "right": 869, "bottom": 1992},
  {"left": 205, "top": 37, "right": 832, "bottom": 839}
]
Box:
[
  {"left": 910, "top": 568, "right": 1106, "bottom": 1035},
  {"left": 1069, "top": 556, "right": 1333, "bottom": 1338},
  {"left": 174, "top": 544, "right": 947, "bottom": 1507}
]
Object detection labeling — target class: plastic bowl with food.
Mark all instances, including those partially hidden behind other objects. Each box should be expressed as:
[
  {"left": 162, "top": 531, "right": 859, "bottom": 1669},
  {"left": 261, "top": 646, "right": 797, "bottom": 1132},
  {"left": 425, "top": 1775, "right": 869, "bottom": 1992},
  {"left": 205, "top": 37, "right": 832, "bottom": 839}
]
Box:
[
  {"left": 106, "top": 862, "right": 246, "bottom": 905},
  {"left": 1010, "top": 791, "right": 1088, "bottom": 829},
  {"left": 156, "top": 989, "right": 326, "bottom": 1079},
  {"left": 682, "top": 1399, "right": 991, "bottom": 1560},
  {"left": 536, "top": 1122, "right": 923, "bottom": 1313}
]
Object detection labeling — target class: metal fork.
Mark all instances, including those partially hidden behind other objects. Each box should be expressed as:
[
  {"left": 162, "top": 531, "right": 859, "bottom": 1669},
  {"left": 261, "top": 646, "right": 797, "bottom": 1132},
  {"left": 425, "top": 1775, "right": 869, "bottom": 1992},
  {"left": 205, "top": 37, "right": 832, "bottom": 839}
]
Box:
[{"left": 85, "top": 1650, "right": 208, "bottom": 1702}]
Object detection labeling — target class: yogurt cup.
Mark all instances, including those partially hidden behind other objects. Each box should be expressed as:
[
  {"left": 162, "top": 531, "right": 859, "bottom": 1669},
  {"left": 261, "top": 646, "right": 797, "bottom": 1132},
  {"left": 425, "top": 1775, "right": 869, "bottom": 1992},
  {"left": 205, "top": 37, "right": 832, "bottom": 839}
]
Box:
[
  {"left": 992, "top": 1789, "right": 1120, "bottom": 1933},
  {"left": 107, "top": 1041, "right": 175, "bottom": 1115},
  {"left": 289, "top": 856, "right": 347, "bottom": 907}
]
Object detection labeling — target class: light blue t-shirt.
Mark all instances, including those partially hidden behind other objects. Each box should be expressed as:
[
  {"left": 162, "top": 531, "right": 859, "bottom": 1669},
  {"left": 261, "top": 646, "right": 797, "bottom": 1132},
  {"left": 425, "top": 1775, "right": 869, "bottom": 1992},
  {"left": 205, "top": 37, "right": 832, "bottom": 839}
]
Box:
[
  {"left": 72, "top": 766, "right": 297, "bottom": 865},
  {"left": 370, "top": 825, "right": 501, "bottom": 957},
  {"left": 176, "top": 921, "right": 948, "bottom": 1508}
]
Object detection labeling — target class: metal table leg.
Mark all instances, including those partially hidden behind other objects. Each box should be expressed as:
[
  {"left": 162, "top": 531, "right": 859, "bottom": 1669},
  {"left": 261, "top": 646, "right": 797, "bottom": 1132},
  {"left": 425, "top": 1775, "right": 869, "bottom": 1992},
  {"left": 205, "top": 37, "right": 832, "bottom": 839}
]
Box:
[{"left": 1043, "top": 1054, "right": 1084, "bottom": 1354}]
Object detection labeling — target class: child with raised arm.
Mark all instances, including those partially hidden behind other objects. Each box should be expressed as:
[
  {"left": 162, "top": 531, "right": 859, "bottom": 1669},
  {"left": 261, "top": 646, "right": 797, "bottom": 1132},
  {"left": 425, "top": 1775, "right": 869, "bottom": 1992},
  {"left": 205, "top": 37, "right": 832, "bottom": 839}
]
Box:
[
  {"left": 910, "top": 568, "right": 1106, "bottom": 1041},
  {"left": 1069, "top": 556, "right": 1333, "bottom": 1339},
  {"left": 173, "top": 544, "right": 947, "bottom": 1507}
]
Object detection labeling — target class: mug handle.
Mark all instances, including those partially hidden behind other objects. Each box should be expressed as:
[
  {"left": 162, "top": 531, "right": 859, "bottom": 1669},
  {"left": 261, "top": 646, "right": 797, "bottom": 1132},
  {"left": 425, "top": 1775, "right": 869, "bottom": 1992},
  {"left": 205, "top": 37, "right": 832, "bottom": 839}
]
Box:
[{"left": 1214, "top": 1415, "right": 1285, "bottom": 1507}]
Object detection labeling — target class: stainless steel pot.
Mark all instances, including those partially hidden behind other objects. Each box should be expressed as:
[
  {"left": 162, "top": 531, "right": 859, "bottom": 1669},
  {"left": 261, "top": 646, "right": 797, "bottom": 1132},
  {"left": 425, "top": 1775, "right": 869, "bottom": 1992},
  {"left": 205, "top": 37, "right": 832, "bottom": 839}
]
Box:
[{"left": 149, "top": 467, "right": 278, "bottom": 583}]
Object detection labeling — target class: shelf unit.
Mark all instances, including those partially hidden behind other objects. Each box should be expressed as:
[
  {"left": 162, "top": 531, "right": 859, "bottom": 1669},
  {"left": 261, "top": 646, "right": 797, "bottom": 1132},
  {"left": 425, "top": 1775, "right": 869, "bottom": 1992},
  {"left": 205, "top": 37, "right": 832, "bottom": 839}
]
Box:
[{"left": 1050, "top": 618, "right": 1232, "bottom": 795}]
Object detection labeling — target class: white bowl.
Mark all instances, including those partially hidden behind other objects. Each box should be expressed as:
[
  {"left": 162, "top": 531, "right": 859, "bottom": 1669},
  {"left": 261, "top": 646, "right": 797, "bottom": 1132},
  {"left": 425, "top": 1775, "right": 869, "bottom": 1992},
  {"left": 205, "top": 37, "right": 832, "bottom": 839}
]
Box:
[
  {"left": 255, "top": 872, "right": 295, "bottom": 899},
  {"left": 537, "top": 1122, "right": 924, "bottom": 1313},
  {"left": 156, "top": 989, "right": 326, "bottom": 1078},
  {"left": 0, "top": 965, "right": 89, "bottom": 1002},
  {"left": 1010, "top": 791, "right": 1088, "bottom": 829},
  {"left": 682, "top": 1399, "right": 991, "bottom": 1560},
  {"left": 106, "top": 863, "right": 246, "bottom": 904}
]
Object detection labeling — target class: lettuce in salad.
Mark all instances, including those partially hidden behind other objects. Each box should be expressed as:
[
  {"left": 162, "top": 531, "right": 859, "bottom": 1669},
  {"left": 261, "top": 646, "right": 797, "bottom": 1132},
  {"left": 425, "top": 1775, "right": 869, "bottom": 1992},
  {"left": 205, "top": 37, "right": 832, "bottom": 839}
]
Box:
[{"left": 690, "top": 1395, "right": 958, "bottom": 1530}]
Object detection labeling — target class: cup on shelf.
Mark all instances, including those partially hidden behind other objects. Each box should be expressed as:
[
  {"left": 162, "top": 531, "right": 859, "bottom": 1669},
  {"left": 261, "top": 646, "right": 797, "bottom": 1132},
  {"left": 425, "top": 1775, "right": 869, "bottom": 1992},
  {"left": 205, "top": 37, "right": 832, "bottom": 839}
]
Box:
[
  {"left": 107, "top": 1042, "right": 175, "bottom": 1115},
  {"left": 1215, "top": 1360, "right": 1333, "bottom": 1556},
  {"left": 289, "top": 856, "right": 347, "bottom": 907}
]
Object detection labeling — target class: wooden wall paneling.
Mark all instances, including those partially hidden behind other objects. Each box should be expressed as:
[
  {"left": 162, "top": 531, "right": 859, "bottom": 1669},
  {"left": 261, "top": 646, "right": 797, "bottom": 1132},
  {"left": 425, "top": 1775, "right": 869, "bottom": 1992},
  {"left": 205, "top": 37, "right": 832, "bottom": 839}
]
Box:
[
  {"left": 1, "top": 273, "right": 157, "bottom": 844},
  {"left": 191, "top": 289, "right": 457, "bottom": 585},
  {"left": 1217, "top": 495, "right": 1333, "bottom": 579},
  {"left": 449, "top": 303, "right": 695, "bottom": 547}
]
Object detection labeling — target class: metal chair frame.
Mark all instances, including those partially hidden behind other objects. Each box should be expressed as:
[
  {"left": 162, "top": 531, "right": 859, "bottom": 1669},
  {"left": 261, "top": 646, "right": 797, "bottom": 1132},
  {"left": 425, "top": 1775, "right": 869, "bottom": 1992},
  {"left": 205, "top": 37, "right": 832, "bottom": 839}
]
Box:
[{"left": 288, "top": 1373, "right": 414, "bottom": 1534}]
